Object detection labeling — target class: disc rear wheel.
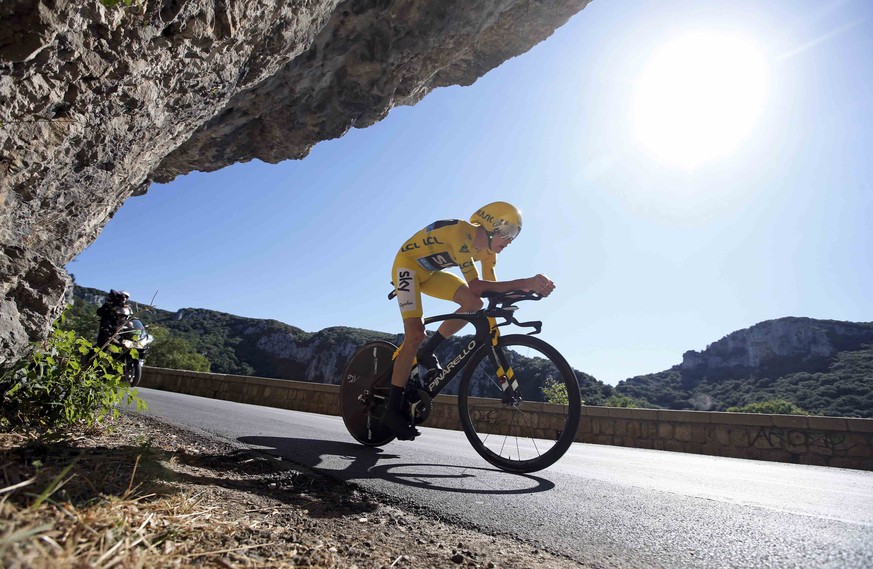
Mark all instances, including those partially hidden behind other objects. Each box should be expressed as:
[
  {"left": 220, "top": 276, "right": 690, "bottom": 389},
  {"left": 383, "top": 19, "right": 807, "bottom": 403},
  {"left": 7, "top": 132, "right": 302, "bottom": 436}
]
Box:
[{"left": 340, "top": 341, "right": 397, "bottom": 446}]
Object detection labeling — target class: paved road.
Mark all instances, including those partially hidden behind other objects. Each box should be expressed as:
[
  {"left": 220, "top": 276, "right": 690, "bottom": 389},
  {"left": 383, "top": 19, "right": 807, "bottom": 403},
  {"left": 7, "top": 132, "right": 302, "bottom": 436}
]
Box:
[{"left": 133, "top": 388, "right": 873, "bottom": 568}]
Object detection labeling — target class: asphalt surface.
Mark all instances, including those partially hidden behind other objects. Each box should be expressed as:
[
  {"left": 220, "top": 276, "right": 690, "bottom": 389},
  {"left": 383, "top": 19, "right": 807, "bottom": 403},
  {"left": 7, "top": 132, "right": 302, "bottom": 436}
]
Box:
[{"left": 133, "top": 388, "right": 873, "bottom": 568}]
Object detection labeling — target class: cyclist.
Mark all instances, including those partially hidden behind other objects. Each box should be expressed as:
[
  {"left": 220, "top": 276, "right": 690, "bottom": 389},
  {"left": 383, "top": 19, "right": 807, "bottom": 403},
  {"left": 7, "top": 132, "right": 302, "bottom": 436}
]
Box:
[{"left": 386, "top": 201, "right": 555, "bottom": 440}]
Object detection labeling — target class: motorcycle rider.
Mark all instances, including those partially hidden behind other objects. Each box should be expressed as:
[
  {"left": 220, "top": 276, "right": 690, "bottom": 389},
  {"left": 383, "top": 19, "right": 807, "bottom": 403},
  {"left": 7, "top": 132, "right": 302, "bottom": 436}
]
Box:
[{"left": 96, "top": 289, "right": 132, "bottom": 348}]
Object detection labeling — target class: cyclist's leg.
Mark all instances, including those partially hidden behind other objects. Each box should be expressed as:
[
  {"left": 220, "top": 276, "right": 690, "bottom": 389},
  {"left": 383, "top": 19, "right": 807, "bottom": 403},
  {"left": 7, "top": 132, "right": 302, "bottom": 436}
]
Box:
[
  {"left": 384, "top": 315, "right": 423, "bottom": 440},
  {"left": 385, "top": 318, "right": 424, "bottom": 440},
  {"left": 410, "top": 272, "right": 469, "bottom": 367},
  {"left": 390, "top": 261, "right": 428, "bottom": 389},
  {"left": 391, "top": 317, "right": 424, "bottom": 388},
  {"left": 417, "top": 275, "right": 483, "bottom": 359},
  {"left": 438, "top": 282, "right": 484, "bottom": 338},
  {"left": 386, "top": 261, "right": 428, "bottom": 440}
]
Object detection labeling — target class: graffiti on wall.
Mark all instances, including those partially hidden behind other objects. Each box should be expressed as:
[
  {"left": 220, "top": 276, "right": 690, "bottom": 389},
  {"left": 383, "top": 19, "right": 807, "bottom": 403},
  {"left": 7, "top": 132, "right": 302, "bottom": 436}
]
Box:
[{"left": 750, "top": 427, "right": 863, "bottom": 456}]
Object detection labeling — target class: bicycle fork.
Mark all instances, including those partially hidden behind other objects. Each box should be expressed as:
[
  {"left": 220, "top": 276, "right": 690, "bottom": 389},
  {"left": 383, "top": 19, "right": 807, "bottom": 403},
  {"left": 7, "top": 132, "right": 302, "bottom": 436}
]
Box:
[{"left": 490, "top": 344, "right": 522, "bottom": 405}]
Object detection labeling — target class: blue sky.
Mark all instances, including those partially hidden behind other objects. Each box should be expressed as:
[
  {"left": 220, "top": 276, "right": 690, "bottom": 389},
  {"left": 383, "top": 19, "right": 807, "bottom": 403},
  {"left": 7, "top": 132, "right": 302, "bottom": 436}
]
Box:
[{"left": 68, "top": 0, "right": 873, "bottom": 386}]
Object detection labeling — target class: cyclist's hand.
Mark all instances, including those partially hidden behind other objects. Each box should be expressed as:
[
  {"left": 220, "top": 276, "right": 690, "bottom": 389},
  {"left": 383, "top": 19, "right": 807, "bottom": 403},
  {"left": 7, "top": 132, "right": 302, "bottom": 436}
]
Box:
[{"left": 525, "top": 274, "right": 555, "bottom": 297}]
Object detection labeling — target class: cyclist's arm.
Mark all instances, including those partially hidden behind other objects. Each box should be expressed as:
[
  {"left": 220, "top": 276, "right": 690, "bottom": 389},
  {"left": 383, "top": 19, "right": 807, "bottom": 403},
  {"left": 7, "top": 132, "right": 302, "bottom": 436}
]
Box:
[
  {"left": 467, "top": 275, "right": 554, "bottom": 297},
  {"left": 480, "top": 256, "right": 496, "bottom": 282}
]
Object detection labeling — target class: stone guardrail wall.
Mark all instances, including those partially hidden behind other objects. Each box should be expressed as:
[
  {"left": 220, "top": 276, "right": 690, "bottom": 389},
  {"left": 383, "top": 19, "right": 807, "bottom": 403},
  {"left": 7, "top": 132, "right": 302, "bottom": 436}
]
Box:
[{"left": 140, "top": 367, "right": 873, "bottom": 471}]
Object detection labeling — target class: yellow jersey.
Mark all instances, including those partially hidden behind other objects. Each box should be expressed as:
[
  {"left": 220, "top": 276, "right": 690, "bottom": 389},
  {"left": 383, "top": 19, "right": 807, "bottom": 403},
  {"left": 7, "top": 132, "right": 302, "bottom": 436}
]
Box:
[{"left": 395, "top": 220, "right": 496, "bottom": 282}]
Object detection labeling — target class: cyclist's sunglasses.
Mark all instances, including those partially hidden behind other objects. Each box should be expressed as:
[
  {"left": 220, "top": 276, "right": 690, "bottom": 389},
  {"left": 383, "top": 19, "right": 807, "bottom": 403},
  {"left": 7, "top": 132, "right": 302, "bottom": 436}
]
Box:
[{"left": 493, "top": 221, "right": 521, "bottom": 242}]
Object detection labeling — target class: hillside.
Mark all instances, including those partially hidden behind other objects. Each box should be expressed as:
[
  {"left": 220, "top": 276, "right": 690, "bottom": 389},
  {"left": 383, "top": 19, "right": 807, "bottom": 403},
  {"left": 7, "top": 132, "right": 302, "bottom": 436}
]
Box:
[
  {"left": 615, "top": 317, "right": 873, "bottom": 418},
  {"left": 71, "top": 286, "right": 615, "bottom": 404},
  {"left": 71, "top": 286, "right": 872, "bottom": 417}
]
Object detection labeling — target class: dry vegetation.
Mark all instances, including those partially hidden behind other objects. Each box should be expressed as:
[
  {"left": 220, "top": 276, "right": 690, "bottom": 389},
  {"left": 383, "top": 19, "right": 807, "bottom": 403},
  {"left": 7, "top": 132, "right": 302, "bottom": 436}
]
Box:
[{"left": 1, "top": 413, "right": 583, "bottom": 568}]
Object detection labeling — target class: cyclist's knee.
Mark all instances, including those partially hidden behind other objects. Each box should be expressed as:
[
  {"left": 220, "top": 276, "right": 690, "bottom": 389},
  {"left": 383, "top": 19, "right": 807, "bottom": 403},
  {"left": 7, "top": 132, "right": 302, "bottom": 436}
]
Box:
[
  {"left": 404, "top": 331, "right": 425, "bottom": 349},
  {"left": 402, "top": 319, "right": 426, "bottom": 348},
  {"left": 459, "top": 295, "right": 483, "bottom": 312},
  {"left": 455, "top": 286, "right": 484, "bottom": 311}
]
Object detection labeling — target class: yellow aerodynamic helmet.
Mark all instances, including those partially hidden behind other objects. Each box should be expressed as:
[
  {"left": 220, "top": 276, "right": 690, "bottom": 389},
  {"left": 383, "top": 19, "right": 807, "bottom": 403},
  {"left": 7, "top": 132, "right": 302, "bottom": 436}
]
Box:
[{"left": 469, "top": 201, "right": 523, "bottom": 241}]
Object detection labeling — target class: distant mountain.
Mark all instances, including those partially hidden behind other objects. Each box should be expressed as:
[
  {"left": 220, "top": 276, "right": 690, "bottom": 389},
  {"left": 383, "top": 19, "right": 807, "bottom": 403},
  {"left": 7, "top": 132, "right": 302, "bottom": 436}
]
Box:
[
  {"left": 71, "top": 285, "right": 615, "bottom": 404},
  {"left": 74, "top": 286, "right": 872, "bottom": 416},
  {"left": 615, "top": 317, "right": 873, "bottom": 418}
]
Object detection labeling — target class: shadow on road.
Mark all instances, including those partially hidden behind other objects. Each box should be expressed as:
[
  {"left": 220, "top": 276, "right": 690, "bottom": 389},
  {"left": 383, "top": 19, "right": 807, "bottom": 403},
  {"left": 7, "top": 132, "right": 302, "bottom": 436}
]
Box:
[{"left": 238, "top": 435, "right": 556, "bottom": 495}]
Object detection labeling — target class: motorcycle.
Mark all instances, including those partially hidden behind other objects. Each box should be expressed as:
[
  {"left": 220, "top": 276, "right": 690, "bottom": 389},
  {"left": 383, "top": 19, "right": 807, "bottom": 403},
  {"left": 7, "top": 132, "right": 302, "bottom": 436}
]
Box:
[
  {"left": 96, "top": 290, "right": 154, "bottom": 387},
  {"left": 114, "top": 315, "right": 154, "bottom": 387}
]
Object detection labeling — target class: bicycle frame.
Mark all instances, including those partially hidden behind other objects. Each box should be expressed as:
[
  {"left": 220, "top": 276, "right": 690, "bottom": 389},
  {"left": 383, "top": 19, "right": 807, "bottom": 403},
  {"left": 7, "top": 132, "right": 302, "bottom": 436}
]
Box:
[
  {"left": 418, "top": 311, "right": 494, "bottom": 396},
  {"left": 416, "top": 295, "right": 541, "bottom": 398},
  {"left": 343, "top": 289, "right": 578, "bottom": 472}
]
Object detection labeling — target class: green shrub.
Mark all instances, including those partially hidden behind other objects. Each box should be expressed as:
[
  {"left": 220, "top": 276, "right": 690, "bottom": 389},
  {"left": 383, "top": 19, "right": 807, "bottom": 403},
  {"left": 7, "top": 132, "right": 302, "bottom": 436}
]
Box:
[
  {"left": 99, "top": 0, "right": 138, "bottom": 7},
  {"left": 542, "top": 378, "right": 569, "bottom": 405},
  {"left": 146, "top": 325, "right": 211, "bottom": 372},
  {"left": 604, "top": 395, "right": 653, "bottom": 408},
  {"left": 0, "top": 326, "right": 146, "bottom": 434},
  {"left": 726, "top": 399, "right": 810, "bottom": 415}
]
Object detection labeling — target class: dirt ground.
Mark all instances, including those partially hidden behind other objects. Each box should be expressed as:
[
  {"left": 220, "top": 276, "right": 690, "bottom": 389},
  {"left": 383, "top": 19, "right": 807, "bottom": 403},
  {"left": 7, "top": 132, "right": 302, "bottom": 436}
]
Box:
[{"left": 1, "top": 412, "right": 588, "bottom": 568}]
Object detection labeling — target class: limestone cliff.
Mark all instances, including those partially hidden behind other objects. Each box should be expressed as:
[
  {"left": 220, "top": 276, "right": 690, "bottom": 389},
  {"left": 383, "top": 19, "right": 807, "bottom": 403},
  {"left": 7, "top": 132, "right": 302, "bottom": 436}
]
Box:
[
  {"left": 0, "top": 0, "right": 591, "bottom": 365},
  {"left": 616, "top": 317, "right": 873, "bottom": 417},
  {"left": 679, "top": 317, "right": 873, "bottom": 373}
]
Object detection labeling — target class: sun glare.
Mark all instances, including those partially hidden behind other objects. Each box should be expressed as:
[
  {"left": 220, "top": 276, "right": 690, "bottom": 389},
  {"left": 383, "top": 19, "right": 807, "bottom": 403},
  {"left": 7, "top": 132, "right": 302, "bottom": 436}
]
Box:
[{"left": 631, "top": 31, "right": 768, "bottom": 169}]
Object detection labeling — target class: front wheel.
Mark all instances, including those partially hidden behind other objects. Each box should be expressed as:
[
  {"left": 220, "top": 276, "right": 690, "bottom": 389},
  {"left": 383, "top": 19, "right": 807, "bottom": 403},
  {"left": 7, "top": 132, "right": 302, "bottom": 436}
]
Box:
[
  {"left": 458, "top": 334, "right": 581, "bottom": 473},
  {"left": 123, "top": 358, "right": 142, "bottom": 387}
]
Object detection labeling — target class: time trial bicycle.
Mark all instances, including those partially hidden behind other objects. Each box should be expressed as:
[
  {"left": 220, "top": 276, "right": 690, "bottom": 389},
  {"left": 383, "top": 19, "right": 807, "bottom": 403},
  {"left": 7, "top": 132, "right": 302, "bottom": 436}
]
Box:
[{"left": 339, "top": 290, "right": 581, "bottom": 473}]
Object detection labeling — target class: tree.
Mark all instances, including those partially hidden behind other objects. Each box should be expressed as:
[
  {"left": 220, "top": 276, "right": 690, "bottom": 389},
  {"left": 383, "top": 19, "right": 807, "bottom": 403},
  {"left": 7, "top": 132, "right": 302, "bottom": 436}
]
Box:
[
  {"left": 726, "top": 399, "right": 810, "bottom": 415},
  {"left": 604, "top": 395, "right": 654, "bottom": 408},
  {"left": 146, "top": 326, "right": 211, "bottom": 372},
  {"left": 58, "top": 301, "right": 101, "bottom": 343}
]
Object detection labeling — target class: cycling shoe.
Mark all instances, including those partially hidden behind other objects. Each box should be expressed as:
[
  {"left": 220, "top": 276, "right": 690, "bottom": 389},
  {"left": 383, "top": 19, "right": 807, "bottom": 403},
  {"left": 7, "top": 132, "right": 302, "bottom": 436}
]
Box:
[
  {"left": 416, "top": 353, "right": 443, "bottom": 381},
  {"left": 382, "top": 409, "right": 421, "bottom": 441}
]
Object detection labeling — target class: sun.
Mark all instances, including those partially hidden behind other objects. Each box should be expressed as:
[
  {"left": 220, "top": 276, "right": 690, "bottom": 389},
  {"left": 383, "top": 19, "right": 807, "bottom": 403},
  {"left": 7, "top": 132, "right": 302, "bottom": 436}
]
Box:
[{"left": 630, "top": 31, "right": 768, "bottom": 169}]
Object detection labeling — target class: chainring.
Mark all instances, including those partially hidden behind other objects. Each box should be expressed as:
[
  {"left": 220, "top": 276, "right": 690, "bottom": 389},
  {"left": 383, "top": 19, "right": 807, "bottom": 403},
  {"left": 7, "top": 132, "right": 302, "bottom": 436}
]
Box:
[{"left": 406, "top": 388, "right": 433, "bottom": 425}]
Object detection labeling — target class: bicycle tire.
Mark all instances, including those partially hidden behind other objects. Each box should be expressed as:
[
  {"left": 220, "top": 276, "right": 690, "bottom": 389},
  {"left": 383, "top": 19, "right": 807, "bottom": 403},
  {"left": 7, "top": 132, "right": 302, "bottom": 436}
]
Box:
[
  {"left": 339, "top": 341, "right": 397, "bottom": 446},
  {"left": 458, "top": 334, "right": 581, "bottom": 473}
]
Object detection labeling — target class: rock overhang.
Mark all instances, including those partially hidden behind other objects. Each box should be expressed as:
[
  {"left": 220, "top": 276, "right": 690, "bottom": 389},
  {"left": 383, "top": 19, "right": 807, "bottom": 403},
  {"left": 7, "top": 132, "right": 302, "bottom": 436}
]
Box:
[{"left": 0, "top": 0, "right": 591, "bottom": 365}]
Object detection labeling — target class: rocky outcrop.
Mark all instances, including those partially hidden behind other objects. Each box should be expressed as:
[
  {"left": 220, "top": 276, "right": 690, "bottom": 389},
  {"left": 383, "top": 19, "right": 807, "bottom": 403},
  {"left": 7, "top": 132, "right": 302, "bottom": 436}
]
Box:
[
  {"left": 615, "top": 317, "right": 873, "bottom": 416},
  {"left": 0, "top": 244, "right": 70, "bottom": 359},
  {"left": 241, "top": 320, "right": 396, "bottom": 383},
  {"left": 679, "top": 317, "right": 873, "bottom": 373},
  {"left": 0, "top": 0, "right": 591, "bottom": 366}
]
